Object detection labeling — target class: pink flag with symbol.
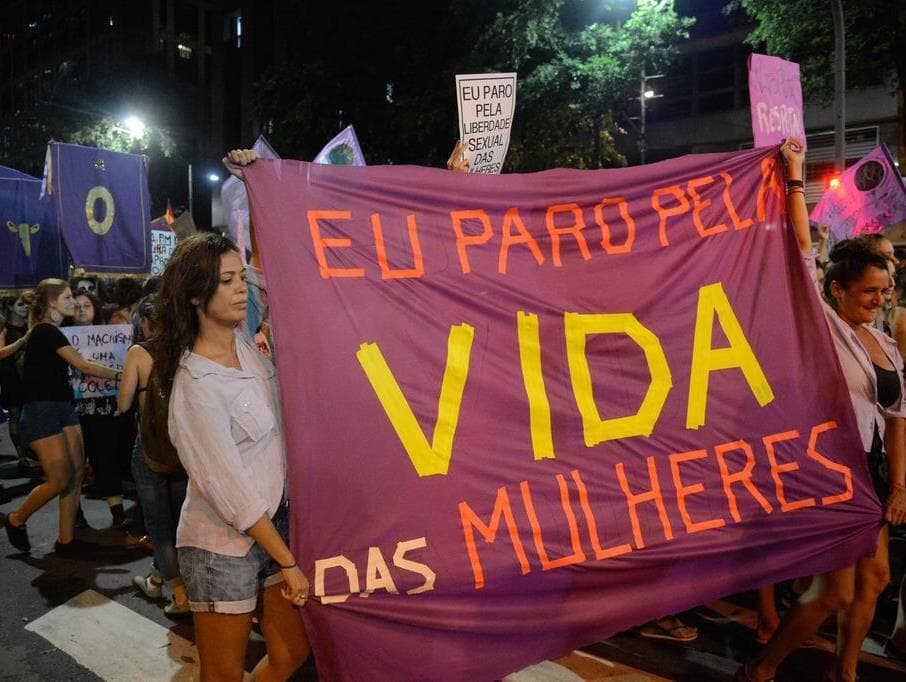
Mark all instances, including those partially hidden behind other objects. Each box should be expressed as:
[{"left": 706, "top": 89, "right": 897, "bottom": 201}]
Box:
[{"left": 811, "top": 145, "right": 906, "bottom": 240}]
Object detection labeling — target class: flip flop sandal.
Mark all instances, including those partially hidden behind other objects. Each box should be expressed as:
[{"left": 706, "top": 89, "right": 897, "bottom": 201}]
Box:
[{"left": 639, "top": 620, "right": 698, "bottom": 642}]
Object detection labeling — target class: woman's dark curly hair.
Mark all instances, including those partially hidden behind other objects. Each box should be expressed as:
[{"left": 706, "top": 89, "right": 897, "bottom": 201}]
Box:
[
  {"left": 152, "top": 233, "right": 239, "bottom": 391},
  {"left": 68, "top": 290, "right": 105, "bottom": 325},
  {"left": 133, "top": 293, "right": 157, "bottom": 343},
  {"left": 112, "top": 276, "right": 144, "bottom": 309},
  {"left": 824, "top": 238, "right": 890, "bottom": 304}
]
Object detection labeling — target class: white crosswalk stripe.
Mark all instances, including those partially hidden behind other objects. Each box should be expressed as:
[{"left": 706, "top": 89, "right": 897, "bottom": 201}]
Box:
[{"left": 25, "top": 589, "right": 203, "bottom": 682}]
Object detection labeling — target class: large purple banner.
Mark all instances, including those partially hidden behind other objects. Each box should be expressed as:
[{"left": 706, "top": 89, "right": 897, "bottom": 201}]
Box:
[
  {"left": 244, "top": 147, "right": 880, "bottom": 680},
  {"left": 46, "top": 142, "right": 151, "bottom": 275}
]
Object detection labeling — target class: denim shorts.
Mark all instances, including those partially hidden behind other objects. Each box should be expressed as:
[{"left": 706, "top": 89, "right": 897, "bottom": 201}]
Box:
[
  {"left": 179, "top": 503, "right": 290, "bottom": 614},
  {"left": 19, "top": 401, "right": 79, "bottom": 446}
]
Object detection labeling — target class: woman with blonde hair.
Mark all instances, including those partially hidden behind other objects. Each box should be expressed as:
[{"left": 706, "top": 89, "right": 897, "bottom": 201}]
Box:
[{"left": 2, "top": 279, "right": 122, "bottom": 553}]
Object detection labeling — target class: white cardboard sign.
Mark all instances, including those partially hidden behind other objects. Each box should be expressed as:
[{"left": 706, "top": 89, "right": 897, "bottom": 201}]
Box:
[
  {"left": 455, "top": 72, "right": 517, "bottom": 174},
  {"left": 61, "top": 324, "right": 132, "bottom": 399},
  {"left": 151, "top": 229, "right": 177, "bottom": 276}
]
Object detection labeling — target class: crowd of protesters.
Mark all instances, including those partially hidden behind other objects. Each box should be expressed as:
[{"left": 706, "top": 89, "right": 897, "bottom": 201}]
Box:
[{"left": 0, "top": 140, "right": 904, "bottom": 681}]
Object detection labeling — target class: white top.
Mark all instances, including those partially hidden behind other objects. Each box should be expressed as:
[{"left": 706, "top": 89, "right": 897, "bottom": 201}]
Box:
[
  {"left": 169, "top": 330, "right": 287, "bottom": 556},
  {"left": 804, "top": 249, "right": 906, "bottom": 451}
]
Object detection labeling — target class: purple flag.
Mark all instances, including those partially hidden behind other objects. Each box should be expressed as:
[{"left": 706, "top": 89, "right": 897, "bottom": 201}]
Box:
[
  {"left": 45, "top": 142, "right": 151, "bottom": 275},
  {"left": 811, "top": 145, "right": 906, "bottom": 240},
  {"left": 0, "top": 175, "right": 66, "bottom": 292},
  {"left": 221, "top": 135, "right": 280, "bottom": 334},
  {"left": 313, "top": 125, "right": 366, "bottom": 166},
  {"left": 221, "top": 135, "right": 280, "bottom": 257},
  {"left": 748, "top": 53, "right": 806, "bottom": 148},
  {"left": 244, "top": 147, "right": 880, "bottom": 680},
  {"left": 0, "top": 165, "right": 37, "bottom": 181}
]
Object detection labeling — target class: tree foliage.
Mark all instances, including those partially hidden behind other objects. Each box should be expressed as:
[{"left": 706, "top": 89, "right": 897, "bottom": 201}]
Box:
[
  {"left": 253, "top": 0, "right": 693, "bottom": 171},
  {"left": 479, "top": 0, "right": 693, "bottom": 168},
  {"left": 726, "top": 0, "right": 906, "bottom": 102},
  {"left": 68, "top": 117, "right": 179, "bottom": 158}
]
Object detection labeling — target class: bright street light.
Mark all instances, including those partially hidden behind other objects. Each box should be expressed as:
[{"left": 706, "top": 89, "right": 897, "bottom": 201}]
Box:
[
  {"left": 123, "top": 116, "right": 145, "bottom": 138},
  {"left": 638, "top": 73, "right": 663, "bottom": 165},
  {"left": 208, "top": 173, "right": 221, "bottom": 182}
]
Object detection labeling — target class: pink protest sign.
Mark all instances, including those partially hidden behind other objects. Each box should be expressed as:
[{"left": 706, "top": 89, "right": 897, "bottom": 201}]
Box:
[{"left": 748, "top": 53, "right": 806, "bottom": 148}]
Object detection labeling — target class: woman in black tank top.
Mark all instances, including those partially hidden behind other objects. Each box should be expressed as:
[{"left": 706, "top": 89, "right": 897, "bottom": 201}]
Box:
[{"left": 740, "top": 141, "right": 906, "bottom": 682}]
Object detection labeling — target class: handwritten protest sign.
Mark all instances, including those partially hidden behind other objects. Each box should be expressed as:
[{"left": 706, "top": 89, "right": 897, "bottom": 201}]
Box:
[
  {"left": 455, "top": 72, "right": 517, "bottom": 174},
  {"left": 244, "top": 148, "right": 879, "bottom": 680},
  {"left": 748, "top": 53, "right": 805, "bottom": 148},
  {"left": 61, "top": 325, "right": 132, "bottom": 399},
  {"left": 150, "top": 229, "right": 177, "bottom": 276}
]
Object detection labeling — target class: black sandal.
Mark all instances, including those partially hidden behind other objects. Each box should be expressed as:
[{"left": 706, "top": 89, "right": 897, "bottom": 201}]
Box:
[
  {"left": 884, "top": 638, "right": 906, "bottom": 662},
  {"left": 3, "top": 514, "right": 30, "bottom": 552}
]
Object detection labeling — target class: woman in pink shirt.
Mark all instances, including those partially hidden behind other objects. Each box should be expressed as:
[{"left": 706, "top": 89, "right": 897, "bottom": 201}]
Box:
[{"left": 153, "top": 232, "right": 309, "bottom": 681}]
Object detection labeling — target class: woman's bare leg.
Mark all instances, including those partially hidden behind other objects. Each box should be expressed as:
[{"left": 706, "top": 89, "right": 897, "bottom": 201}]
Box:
[
  {"left": 834, "top": 525, "right": 890, "bottom": 682},
  {"left": 756, "top": 584, "right": 780, "bottom": 642},
  {"left": 8, "top": 433, "right": 73, "bottom": 538},
  {"left": 56, "top": 425, "right": 85, "bottom": 543},
  {"left": 251, "top": 582, "right": 310, "bottom": 681},
  {"left": 193, "top": 611, "right": 253, "bottom": 681},
  {"left": 748, "top": 566, "right": 856, "bottom": 681}
]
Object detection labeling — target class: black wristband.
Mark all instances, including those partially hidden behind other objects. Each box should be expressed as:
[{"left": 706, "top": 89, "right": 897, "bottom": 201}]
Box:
[
  {"left": 785, "top": 179, "right": 804, "bottom": 188},
  {"left": 279, "top": 561, "right": 297, "bottom": 570}
]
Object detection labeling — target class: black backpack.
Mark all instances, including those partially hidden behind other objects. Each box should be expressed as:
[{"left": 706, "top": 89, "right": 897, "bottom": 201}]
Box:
[{"left": 137, "top": 346, "right": 183, "bottom": 474}]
